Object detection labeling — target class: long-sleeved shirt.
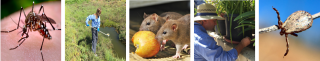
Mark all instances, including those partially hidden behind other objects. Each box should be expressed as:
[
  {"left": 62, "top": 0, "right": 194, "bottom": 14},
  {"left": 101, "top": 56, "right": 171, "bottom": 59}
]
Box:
[
  {"left": 86, "top": 14, "right": 100, "bottom": 28},
  {"left": 194, "top": 22, "right": 238, "bottom": 61}
]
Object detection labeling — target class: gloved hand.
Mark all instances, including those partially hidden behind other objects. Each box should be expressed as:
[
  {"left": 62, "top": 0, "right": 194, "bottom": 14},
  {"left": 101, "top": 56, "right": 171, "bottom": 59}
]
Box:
[
  {"left": 97, "top": 28, "right": 100, "bottom": 32},
  {"left": 86, "top": 24, "right": 89, "bottom": 26}
]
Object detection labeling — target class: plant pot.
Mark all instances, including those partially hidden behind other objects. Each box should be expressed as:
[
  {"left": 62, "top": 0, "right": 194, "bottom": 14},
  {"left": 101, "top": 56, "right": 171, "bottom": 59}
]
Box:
[
  {"left": 224, "top": 14, "right": 252, "bottom": 42},
  {"left": 215, "top": 20, "right": 226, "bottom": 36}
]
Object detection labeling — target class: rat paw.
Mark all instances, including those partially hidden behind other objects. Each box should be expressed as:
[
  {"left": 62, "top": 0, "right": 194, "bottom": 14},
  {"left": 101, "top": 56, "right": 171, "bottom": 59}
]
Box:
[
  {"left": 160, "top": 45, "right": 165, "bottom": 51},
  {"left": 172, "top": 54, "right": 181, "bottom": 58},
  {"left": 182, "top": 45, "right": 189, "bottom": 50}
]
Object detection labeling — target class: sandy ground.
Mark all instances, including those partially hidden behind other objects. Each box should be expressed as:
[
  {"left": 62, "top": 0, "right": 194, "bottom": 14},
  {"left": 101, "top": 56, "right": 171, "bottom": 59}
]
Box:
[{"left": 259, "top": 33, "right": 320, "bottom": 61}]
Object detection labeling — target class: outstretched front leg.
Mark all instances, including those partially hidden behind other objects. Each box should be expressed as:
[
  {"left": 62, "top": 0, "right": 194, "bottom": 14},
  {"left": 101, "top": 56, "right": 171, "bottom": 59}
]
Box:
[
  {"left": 1, "top": 7, "right": 27, "bottom": 33},
  {"left": 273, "top": 6, "right": 283, "bottom": 28}
]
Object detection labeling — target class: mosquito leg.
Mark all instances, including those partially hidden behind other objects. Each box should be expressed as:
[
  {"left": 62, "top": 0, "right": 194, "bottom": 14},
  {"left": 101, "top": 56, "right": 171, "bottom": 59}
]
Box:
[
  {"left": 38, "top": 5, "right": 43, "bottom": 14},
  {"left": 38, "top": 5, "right": 61, "bottom": 30},
  {"left": 40, "top": 36, "right": 45, "bottom": 61},
  {"left": 10, "top": 32, "right": 29, "bottom": 50},
  {"left": 1, "top": 7, "right": 27, "bottom": 33},
  {"left": 32, "top": 1, "right": 34, "bottom": 12},
  {"left": 18, "top": 28, "right": 28, "bottom": 42},
  {"left": 283, "top": 34, "right": 289, "bottom": 57},
  {"left": 9, "top": 17, "right": 23, "bottom": 29},
  {"left": 42, "top": 12, "right": 61, "bottom": 30}
]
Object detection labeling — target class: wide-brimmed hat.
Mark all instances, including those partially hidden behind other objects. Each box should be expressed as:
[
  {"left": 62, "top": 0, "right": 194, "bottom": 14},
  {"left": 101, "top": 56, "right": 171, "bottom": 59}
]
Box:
[{"left": 194, "top": 3, "right": 224, "bottom": 21}]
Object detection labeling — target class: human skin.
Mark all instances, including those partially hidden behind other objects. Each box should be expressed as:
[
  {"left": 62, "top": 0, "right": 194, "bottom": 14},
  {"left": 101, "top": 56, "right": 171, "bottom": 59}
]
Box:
[
  {"left": 197, "top": 19, "right": 217, "bottom": 31},
  {"left": 1, "top": 1, "right": 61, "bottom": 61},
  {"left": 198, "top": 19, "right": 251, "bottom": 56}
]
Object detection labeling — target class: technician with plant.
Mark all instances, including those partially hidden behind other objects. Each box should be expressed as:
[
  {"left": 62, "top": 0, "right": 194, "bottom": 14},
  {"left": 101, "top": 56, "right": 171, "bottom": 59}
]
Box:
[{"left": 194, "top": 4, "right": 251, "bottom": 61}]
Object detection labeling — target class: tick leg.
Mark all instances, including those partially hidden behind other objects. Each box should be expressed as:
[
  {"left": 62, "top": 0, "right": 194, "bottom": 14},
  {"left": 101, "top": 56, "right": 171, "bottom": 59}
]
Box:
[
  {"left": 39, "top": 5, "right": 61, "bottom": 30},
  {"left": 273, "top": 6, "right": 283, "bottom": 27},
  {"left": 1, "top": 7, "right": 27, "bottom": 33},
  {"left": 290, "top": 33, "right": 298, "bottom": 37},
  {"left": 10, "top": 32, "right": 29, "bottom": 50},
  {"left": 283, "top": 34, "right": 289, "bottom": 57},
  {"left": 40, "top": 36, "right": 45, "bottom": 61}
]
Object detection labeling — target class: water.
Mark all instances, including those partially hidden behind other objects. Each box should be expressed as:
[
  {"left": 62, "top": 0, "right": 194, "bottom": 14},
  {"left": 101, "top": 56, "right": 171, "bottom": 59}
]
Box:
[{"left": 100, "top": 27, "right": 126, "bottom": 58}]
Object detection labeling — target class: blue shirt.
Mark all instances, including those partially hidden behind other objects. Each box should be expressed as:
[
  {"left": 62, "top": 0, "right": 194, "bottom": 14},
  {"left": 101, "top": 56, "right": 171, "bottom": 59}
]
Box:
[
  {"left": 194, "top": 22, "right": 238, "bottom": 61},
  {"left": 86, "top": 14, "right": 100, "bottom": 28}
]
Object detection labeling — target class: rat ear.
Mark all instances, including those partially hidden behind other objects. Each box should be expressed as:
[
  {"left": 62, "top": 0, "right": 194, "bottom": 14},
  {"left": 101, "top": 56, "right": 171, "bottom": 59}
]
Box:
[
  {"left": 172, "top": 23, "right": 178, "bottom": 31},
  {"left": 152, "top": 13, "right": 158, "bottom": 21},
  {"left": 143, "top": 12, "right": 148, "bottom": 19},
  {"left": 165, "top": 16, "right": 170, "bottom": 21}
]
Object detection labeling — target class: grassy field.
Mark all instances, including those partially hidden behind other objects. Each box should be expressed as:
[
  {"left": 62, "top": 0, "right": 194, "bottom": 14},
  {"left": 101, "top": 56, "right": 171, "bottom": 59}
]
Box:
[{"left": 65, "top": 0, "right": 126, "bottom": 61}]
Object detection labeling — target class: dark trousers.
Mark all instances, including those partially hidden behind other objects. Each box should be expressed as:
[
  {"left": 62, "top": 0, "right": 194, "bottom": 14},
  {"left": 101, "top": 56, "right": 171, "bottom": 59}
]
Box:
[{"left": 91, "top": 27, "right": 98, "bottom": 53}]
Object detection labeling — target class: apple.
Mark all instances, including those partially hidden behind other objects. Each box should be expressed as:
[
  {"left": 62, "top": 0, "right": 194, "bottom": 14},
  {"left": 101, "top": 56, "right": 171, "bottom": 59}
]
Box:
[{"left": 131, "top": 31, "right": 160, "bottom": 58}]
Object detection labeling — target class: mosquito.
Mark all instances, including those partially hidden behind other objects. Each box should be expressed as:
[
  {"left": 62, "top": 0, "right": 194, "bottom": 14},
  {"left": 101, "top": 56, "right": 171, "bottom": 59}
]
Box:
[{"left": 1, "top": 1, "right": 61, "bottom": 61}]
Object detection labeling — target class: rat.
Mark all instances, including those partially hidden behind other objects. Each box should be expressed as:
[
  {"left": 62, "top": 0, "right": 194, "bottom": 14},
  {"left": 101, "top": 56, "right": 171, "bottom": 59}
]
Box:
[
  {"left": 139, "top": 12, "right": 183, "bottom": 34},
  {"left": 158, "top": 14, "right": 190, "bottom": 51},
  {"left": 155, "top": 14, "right": 190, "bottom": 58}
]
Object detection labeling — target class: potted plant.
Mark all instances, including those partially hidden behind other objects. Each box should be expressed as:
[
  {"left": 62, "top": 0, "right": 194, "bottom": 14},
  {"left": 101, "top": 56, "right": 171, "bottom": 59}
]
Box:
[
  {"left": 234, "top": 11, "right": 255, "bottom": 46},
  {"left": 215, "top": 0, "right": 255, "bottom": 42}
]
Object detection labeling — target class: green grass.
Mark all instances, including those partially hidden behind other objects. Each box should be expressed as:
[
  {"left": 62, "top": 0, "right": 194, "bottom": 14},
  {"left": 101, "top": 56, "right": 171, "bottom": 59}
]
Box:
[{"left": 65, "top": 0, "right": 126, "bottom": 61}]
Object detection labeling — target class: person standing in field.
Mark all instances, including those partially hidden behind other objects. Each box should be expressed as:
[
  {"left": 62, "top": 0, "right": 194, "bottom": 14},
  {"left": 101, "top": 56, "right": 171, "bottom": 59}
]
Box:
[{"left": 86, "top": 8, "right": 101, "bottom": 56}]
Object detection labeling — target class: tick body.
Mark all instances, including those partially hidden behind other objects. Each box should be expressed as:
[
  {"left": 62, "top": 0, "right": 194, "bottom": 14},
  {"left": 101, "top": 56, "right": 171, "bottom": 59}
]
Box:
[{"left": 273, "top": 7, "right": 313, "bottom": 57}]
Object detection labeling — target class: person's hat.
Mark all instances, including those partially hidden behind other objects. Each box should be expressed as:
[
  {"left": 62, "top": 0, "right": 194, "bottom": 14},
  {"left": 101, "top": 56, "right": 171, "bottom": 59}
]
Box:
[{"left": 194, "top": 3, "right": 224, "bottom": 21}]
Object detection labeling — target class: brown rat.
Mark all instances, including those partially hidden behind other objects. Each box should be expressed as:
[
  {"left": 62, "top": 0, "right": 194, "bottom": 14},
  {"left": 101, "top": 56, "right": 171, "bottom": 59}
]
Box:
[
  {"left": 139, "top": 12, "right": 182, "bottom": 34},
  {"left": 177, "top": 14, "right": 190, "bottom": 23},
  {"left": 155, "top": 14, "right": 190, "bottom": 58}
]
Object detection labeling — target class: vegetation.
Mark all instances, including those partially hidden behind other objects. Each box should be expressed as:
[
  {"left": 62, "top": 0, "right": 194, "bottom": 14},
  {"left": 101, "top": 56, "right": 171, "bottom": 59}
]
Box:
[
  {"left": 197, "top": 0, "right": 255, "bottom": 46},
  {"left": 65, "top": 0, "right": 126, "bottom": 61}
]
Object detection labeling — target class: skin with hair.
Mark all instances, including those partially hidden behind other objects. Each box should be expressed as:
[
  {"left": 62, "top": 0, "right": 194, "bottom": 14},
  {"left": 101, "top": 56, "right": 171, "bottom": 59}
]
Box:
[
  {"left": 1, "top": 2, "right": 61, "bottom": 61},
  {"left": 197, "top": 19, "right": 251, "bottom": 56},
  {"left": 139, "top": 12, "right": 183, "bottom": 34},
  {"left": 155, "top": 14, "right": 190, "bottom": 58}
]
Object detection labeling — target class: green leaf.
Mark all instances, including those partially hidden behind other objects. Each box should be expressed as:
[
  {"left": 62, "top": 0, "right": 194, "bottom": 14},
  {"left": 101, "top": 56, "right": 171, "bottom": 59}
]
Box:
[
  {"left": 251, "top": 38, "right": 255, "bottom": 41},
  {"left": 239, "top": 21, "right": 255, "bottom": 24},
  {"left": 234, "top": 11, "right": 255, "bottom": 21},
  {"left": 237, "top": 27, "right": 254, "bottom": 36},
  {"left": 235, "top": 24, "right": 254, "bottom": 29},
  {"left": 237, "top": 16, "right": 255, "bottom": 23}
]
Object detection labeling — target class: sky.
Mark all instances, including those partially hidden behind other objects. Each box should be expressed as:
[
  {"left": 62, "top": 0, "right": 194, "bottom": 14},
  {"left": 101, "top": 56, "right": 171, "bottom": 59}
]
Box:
[{"left": 260, "top": 0, "right": 320, "bottom": 49}]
